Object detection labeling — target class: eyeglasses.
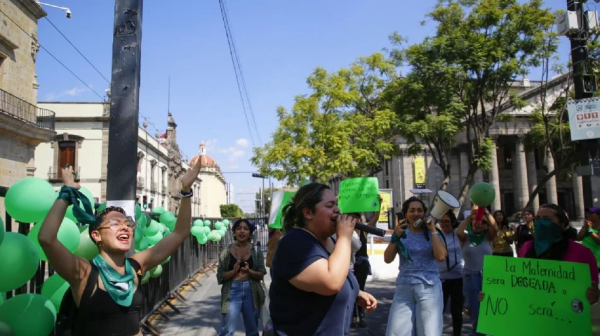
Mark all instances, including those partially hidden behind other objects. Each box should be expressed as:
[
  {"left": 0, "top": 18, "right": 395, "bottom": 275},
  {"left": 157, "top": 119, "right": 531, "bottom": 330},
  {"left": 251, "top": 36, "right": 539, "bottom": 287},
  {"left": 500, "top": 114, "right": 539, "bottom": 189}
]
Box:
[{"left": 98, "top": 218, "right": 136, "bottom": 231}]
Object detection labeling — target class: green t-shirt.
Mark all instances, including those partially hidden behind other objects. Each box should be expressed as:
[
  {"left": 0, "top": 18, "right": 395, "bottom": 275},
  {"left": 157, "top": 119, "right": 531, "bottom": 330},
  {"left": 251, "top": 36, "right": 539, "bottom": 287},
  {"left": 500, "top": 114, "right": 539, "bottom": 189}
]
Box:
[{"left": 582, "top": 228, "right": 600, "bottom": 267}]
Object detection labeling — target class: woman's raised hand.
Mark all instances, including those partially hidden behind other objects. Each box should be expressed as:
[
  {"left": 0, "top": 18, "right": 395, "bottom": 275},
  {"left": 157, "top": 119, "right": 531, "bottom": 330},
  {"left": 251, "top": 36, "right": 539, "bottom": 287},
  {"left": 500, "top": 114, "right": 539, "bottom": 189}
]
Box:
[
  {"left": 181, "top": 155, "right": 203, "bottom": 191},
  {"left": 336, "top": 214, "right": 357, "bottom": 239},
  {"left": 61, "top": 165, "right": 80, "bottom": 189}
]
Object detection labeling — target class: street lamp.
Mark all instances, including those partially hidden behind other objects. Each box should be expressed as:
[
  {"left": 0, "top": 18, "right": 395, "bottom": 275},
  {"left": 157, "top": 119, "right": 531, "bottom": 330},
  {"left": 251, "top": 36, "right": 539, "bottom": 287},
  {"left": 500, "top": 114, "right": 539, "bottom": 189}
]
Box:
[
  {"left": 37, "top": 2, "right": 72, "bottom": 18},
  {"left": 252, "top": 173, "right": 266, "bottom": 218}
]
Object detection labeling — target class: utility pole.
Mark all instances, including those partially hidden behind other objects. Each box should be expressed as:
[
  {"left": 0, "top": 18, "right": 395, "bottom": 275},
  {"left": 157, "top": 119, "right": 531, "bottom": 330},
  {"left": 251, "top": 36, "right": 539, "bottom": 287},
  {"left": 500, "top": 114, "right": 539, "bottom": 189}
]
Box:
[
  {"left": 564, "top": 0, "right": 600, "bottom": 209},
  {"left": 106, "top": 0, "right": 144, "bottom": 222}
]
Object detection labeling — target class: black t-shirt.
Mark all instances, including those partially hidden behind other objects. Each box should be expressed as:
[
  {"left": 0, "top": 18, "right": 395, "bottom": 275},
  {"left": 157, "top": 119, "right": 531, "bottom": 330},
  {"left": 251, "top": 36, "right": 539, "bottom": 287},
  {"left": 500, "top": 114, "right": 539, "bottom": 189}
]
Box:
[{"left": 269, "top": 229, "right": 360, "bottom": 336}]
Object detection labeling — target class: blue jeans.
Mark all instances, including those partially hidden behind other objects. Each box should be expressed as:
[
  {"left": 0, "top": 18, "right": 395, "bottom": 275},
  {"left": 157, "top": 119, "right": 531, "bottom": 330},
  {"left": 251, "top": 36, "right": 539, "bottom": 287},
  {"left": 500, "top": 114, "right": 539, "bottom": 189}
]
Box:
[
  {"left": 220, "top": 280, "right": 259, "bottom": 336},
  {"left": 463, "top": 270, "right": 484, "bottom": 336},
  {"left": 386, "top": 281, "right": 443, "bottom": 336}
]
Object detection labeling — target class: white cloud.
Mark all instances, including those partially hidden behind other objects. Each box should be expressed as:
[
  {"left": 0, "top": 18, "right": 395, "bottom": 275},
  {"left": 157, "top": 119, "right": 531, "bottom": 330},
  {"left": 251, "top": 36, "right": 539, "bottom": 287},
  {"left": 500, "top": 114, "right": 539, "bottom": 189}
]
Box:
[
  {"left": 42, "top": 87, "right": 90, "bottom": 101},
  {"left": 236, "top": 138, "right": 250, "bottom": 148}
]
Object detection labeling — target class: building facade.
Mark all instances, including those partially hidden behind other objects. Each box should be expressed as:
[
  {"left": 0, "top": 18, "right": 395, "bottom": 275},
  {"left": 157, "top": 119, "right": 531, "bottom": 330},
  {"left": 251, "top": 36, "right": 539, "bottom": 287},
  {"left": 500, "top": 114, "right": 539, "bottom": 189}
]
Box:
[
  {"left": 226, "top": 183, "right": 235, "bottom": 205},
  {"left": 33, "top": 102, "right": 212, "bottom": 217},
  {"left": 368, "top": 74, "right": 585, "bottom": 221},
  {"left": 0, "top": 0, "right": 55, "bottom": 219},
  {"left": 188, "top": 143, "right": 228, "bottom": 218}
]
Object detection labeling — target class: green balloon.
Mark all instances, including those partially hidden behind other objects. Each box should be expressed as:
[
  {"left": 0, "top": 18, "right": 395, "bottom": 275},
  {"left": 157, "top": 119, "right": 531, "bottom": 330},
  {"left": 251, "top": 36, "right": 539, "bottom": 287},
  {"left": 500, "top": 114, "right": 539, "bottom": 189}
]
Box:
[
  {"left": 209, "top": 231, "right": 222, "bottom": 242},
  {"left": 223, "top": 219, "right": 230, "bottom": 225},
  {"left": 159, "top": 212, "right": 176, "bottom": 229},
  {"left": 141, "top": 271, "right": 150, "bottom": 284},
  {"left": 469, "top": 182, "right": 496, "bottom": 207},
  {"left": 144, "top": 220, "right": 159, "bottom": 237},
  {"left": 0, "top": 294, "right": 56, "bottom": 336},
  {"left": 28, "top": 218, "right": 80, "bottom": 262},
  {"left": 0, "top": 233, "right": 40, "bottom": 292},
  {"left": 150, "top": 265, "right": 163, "bottom": 278},
  {"left": 193, "top": 219, "right": 203, "bottom": 226},
  {"left": 0, "top": 322, "right": 14, "bottom": 336},
  {"left": 73, "top": 225, "right": 99, "bottom": 260},
  {"left": 196, "top": 233, "right": 208, "bottom": 244},
  {"left": 0, "top": 217, "right": 4, "bottom": 247},
  {"left": 137, "top": 213, "right": 147, "bottom": 228},
  {"left": 158, "top": 223, "right": 166, "bottom": 234},
  {"left": 5, "top": 177, "right": 55, "bottom": 223},
  {"left": 96, "top": 202, "right": 106, "bottom": 214},
  {"left": 215, "top": 222, "right": 223, "bottom": 230},
  {"left": 220, "top": 228, "right": 227, "bottom": 238},
  {"left": 161, "top": 255, "right": 171, "bottom": 265},
  {"left": 78, "top": 186, "right": 95, "bottom": 205},
  {"left": 191, "top": 226, "right": 204, "bottom": 236},
  {"left": 203, "top": 220, "right": 211, "bottom": 226},
  {"left": 146, "top": 232, "right": 163, "bottom": 245},
  {"left": 41, "top": 274, "right": 69, "bottom": 312},
  {"left": 134, "top": 225, "right": 144, "bottom": 243},
  {"left": 135, "top": 203, "right": 142, "bottom": 220},
  {"left": 135, "top": 236, "right": 149, "bottom": 250},
  {"left": 153, "top": 206, "right": 166, "bottom": 215}
]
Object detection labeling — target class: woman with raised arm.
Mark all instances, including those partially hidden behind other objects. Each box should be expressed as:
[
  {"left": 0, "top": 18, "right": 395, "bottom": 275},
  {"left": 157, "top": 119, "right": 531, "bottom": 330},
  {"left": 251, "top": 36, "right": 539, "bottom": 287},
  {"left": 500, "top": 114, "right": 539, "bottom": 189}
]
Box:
[
  {"left": 269, "top": 183, "right": 377, "bottom": 336},
  {"left": 38, "top": 160, "right": 202, "bottom": 336}
]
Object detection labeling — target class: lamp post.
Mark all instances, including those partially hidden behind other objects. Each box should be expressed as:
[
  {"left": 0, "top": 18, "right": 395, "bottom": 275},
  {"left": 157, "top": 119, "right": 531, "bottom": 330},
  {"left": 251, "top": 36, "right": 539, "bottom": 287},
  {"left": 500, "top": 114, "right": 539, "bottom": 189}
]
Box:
[
  {"left": 36, "top": 2, "right": 72, "bottom": 18},
  {"left": 252, "top": 173, "right": 266, "bottom": 218}
]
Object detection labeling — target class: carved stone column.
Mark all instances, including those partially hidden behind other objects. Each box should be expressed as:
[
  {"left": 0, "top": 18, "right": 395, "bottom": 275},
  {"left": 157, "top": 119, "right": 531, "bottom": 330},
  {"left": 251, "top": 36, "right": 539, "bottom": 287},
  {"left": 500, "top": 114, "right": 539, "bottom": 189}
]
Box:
[
  {"left": 514, "top": 138, "right": 529, "bottom": 211},
  {"left": 526, "top": 150, "right": 539, "bottom": 213},
  {"left": 572, "top": 164, "right": 585, "bottom": 220},
  {"left": 545, "top": 148, "right": 558, "bottom": 205},
  {"left": 488, "top": 140, "right": 501, "bottom": 212}
]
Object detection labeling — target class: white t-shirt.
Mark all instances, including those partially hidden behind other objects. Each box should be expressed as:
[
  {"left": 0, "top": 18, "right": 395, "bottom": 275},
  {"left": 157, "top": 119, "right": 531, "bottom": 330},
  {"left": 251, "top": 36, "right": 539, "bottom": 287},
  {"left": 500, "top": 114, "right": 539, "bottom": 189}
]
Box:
[{"left": 326, "top": 232, "right": 362, "bottom": 269}]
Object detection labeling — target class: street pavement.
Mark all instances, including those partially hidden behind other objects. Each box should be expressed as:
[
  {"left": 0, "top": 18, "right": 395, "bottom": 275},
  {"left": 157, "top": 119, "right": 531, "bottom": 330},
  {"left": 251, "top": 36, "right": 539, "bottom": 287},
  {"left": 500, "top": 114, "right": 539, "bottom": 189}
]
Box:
[{"left": 156, "top": 270, "right": 474, "bottom": 336}]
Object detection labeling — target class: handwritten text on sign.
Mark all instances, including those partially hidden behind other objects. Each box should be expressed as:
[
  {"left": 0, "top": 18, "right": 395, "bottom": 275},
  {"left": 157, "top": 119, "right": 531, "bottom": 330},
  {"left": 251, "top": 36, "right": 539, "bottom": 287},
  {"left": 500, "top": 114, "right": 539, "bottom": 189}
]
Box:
[
  {"left": 337, "top": 177, "right": 380, "bottom": 213},
  {"left": 478, "top": 256, "right": 591, "bottom": 336}
]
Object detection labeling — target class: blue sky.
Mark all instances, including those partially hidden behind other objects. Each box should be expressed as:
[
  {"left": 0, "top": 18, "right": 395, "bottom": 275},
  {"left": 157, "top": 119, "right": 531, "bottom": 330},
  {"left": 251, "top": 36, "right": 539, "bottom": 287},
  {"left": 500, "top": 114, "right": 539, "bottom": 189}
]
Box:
[{"left": 35, "top": 0, "right": 570, "bottom": 212}]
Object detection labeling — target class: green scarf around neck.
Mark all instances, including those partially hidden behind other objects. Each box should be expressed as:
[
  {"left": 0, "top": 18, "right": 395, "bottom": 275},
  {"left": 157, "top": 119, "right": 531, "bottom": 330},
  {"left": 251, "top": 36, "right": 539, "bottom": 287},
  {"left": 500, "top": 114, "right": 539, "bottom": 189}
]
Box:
[
  {"left": 467, "top": 222, "right": 486, "bottom": 246},
  {"left": 92, "top": 255, "right": 136, "bottom": 307}
]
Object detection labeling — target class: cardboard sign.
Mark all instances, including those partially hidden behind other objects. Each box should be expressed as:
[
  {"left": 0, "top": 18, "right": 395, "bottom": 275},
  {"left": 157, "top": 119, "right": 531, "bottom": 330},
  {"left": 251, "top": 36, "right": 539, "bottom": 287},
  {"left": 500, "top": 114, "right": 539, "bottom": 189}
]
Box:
[
  {"left": 338, "top": 177, "right": 380, "bottom": 213},
  {"left": 268, "top": 191, "right": 295, "bottom": 229},
  {"left": 478, "top": 256, "right": 592, "bottom": 336}
]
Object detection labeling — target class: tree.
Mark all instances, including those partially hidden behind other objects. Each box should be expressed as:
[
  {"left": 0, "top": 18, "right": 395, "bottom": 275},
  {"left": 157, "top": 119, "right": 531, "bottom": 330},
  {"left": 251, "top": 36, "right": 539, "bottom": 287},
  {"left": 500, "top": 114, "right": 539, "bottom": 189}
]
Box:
[
  {"left": 255, "top": 187, "right": 279, "bottom": 216},
  {"left": 391, "top": 0, "right": 556, "bottom": 204},
  {"left": 220, "top": 204, "right": 244, "bottom": 218},
  {"left": 251, "top": 53, "right": 400, "bottom": 186}
]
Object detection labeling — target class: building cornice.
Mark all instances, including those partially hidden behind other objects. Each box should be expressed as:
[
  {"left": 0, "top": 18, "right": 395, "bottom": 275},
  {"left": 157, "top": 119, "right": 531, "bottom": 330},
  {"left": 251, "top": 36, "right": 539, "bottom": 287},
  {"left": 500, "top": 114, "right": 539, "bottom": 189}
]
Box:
[
  {"left": 18, "top": 0, "right": 47, "bottom": 19},
  {"left": 55, "top": 116, "right": 109, "bottom": 122}
]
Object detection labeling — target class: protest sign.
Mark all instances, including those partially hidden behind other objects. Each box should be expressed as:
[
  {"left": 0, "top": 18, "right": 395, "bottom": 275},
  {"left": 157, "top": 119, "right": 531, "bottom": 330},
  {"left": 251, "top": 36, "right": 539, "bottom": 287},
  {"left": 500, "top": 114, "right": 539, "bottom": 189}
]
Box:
[
  {"left": 338, "top": 177, "right": 380, "bottom": 213},
  {"left": 268, "top": 191, "right": 295, "bottom": 229},
  {"left": 478, "top": 255, "right": 592, "bottom": 336}
]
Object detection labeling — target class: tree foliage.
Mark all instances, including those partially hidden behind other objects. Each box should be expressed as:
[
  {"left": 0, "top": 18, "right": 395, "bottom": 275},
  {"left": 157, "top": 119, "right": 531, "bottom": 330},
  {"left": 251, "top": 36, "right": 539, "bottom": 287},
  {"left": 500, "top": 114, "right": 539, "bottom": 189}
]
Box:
[
  {"left": 390, "top": 0, "right": 557, "bottom": 203},
  {"left": 220, "top": 204, "right": 244, "bottom": 218},
  {"left": 251, "top": 53, "right": 400, "bottom": 185}
]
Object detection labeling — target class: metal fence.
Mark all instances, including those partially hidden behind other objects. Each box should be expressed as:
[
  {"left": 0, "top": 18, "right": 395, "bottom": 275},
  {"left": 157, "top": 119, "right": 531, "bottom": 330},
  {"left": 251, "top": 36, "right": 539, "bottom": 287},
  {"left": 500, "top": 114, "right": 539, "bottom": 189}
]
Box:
[{"left": 201, "top": 217, "right": 269, "bottom": 252}]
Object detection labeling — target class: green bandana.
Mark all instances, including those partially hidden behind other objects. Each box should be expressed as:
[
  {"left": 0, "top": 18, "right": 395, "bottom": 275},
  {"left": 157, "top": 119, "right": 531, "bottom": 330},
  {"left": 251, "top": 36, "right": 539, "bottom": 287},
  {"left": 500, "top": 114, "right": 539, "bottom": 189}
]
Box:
[
  {"left": 57, "top": 186, "right": 98, "bottom": 226},
  {"left": 467, "top": 222, "right": 486, "bottom": 246},
  {"left": 391, "top": 231, "right": 412, "bottom": 262},
  {"left": 92, "top": 255, "right": 136, "bottom": 307}
]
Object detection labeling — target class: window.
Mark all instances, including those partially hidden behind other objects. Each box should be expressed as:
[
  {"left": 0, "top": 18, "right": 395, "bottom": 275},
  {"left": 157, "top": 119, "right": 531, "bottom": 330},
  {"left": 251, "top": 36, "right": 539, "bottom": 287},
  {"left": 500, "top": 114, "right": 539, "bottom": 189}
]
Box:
[
  {"left": 503, "top": 145, "right": 513, "bottom": 170},
  {"left": 58, "top": 141, "right": 76, "bottom": 178},
  {"left": 386, "top": 180, "right": 390, "bottom": 188}
]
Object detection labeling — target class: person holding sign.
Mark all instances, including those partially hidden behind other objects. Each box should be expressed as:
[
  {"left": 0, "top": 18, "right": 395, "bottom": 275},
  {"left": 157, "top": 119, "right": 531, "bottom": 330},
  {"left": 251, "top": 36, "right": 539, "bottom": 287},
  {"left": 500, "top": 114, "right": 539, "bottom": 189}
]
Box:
[
  {"left": 519, "top": 204, "right": 599, "bottom": 303},
  {"left": 269, "top": 183, "right": 377, "bottom": 336},
  {"left": 38, "top": 161, "right": 202, "bottom": 336},
  {"left": 455, "top": 204, "right": 497, "bottom": 336},
  {"left": 384, "top": 197, "right": 448, "bottom": 336}
]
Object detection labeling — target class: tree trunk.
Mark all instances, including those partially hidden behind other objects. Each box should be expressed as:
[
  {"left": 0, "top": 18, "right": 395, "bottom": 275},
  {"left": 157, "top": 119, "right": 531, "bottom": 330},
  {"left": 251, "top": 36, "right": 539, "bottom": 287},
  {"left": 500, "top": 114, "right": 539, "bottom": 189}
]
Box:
[
  {"left": 524, "top": 169, "right": 559, "bottom": 210},
  {"left": 456, "top": 163, "right": 478, "bottom": 214}
]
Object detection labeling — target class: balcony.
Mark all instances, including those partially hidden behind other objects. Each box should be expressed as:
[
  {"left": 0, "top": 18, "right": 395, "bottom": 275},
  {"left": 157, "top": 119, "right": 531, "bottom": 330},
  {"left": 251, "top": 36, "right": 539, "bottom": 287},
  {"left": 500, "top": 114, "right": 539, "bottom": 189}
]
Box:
[
  {"left": 150, "top": 182, "right": 157, "bottom": 193},
  {"left": 0, "top": 88, "right": 55, "bottom": 131},
  {"left": 137, "top": 176, "right": 145, "bottom": 189},
  {"left": 48, "top": 166, "right": 81, "bottom": 182}
]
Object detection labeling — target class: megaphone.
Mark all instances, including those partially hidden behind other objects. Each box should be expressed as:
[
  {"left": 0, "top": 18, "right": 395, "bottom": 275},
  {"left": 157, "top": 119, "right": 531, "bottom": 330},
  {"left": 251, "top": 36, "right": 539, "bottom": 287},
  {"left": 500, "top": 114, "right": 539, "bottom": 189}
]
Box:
[
  {"left": 414, "top": 190, "right": 460, "bottom": 227},
  {"left": 469, "top": 182, "right": 496, "bottom": 223}
]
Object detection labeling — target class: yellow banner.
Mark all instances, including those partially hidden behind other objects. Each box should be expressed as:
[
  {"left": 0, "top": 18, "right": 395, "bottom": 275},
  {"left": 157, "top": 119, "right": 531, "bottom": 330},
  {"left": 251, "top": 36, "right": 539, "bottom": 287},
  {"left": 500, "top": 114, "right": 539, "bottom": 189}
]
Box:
[
  {"left": 414, "top": 156, "right": 426, "bottom": 187},
  {"left": 378, "top": 191, "right": 391, "bottom": 223}
]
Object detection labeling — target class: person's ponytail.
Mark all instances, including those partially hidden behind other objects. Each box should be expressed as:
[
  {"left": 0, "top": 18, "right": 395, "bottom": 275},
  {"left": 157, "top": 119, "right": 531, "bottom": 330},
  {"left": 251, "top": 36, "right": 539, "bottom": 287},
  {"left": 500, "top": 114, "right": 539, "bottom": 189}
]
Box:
[{"left": 282, "top": 202, "right": 296, "bottom": 233}]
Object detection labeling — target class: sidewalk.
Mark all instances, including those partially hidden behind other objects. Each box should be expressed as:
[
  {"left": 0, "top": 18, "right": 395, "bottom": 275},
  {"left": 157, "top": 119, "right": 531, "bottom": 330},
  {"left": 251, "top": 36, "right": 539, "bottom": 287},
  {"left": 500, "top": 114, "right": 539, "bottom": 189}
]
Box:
[{"left": 157, "top": 270, "right": 474, "bottom": 336}]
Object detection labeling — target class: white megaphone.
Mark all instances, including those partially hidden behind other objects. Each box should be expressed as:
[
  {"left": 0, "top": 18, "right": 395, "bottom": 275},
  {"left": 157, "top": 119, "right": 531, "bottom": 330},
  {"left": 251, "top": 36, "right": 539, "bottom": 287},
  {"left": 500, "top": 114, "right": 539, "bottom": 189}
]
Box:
[{"left": 414, "top": 190, "right": 461, "bottom": 228}]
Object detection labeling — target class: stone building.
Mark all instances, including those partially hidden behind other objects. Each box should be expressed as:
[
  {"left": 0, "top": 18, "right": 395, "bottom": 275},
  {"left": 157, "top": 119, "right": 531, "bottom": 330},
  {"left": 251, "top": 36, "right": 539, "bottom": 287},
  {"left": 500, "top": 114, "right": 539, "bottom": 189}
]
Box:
[
  {"left": 188, "top": 142, "right": 228, "bottom": 218},
  {"left": 34, "top": 102, "right": 211, "bottom": 217},
  {"left": 331, "top": 74, "right": 585, "bottom": 221},
  {"left": 0, "top": 0, "right": 55, "bottom": 218}
]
